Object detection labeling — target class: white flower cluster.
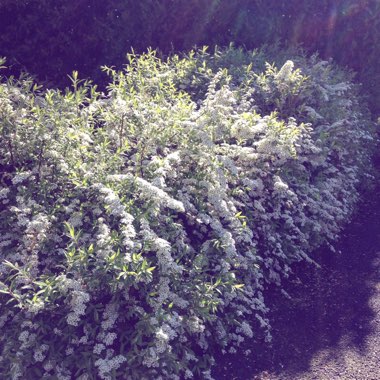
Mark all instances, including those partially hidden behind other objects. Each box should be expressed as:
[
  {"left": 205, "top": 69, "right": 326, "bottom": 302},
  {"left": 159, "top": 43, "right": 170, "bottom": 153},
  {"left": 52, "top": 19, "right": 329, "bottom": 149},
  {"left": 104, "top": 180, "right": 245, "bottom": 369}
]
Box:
[
  {"left": 140, "top": 218, "right": 183, "bottom": 275},
  {"left": 275, "top": 60, "right": 295, "bottom": 81},
  {"left": 237, "top": 321, "right": 254, "bottom": 338},
  {"left": 187, "top": 316, "right": 205, "bottom": 333},
  {"left": 18, "top": 330, "right": 33, "bottom": 345},
  {"left": 43, "top": 360, "right": 54, "bottom": 372},
  {"left": 11, "top": 171, "right": 33, "bottom": 185},
  {"left": 101, "top": 302, "right": 119, "bottom": 330},
  {"left": 103, "top": 332, "right": 117, "bottom": 346},
  {"left": 98, "top": 186, "right": 128, "bottom": 217},
  {"left": 56, "top": 275, "right": 82, "bottom": 293},
  {"left": 273, "top": 175, "right": 289, "bottom": 194},
  {"left": 67, "top": 211, "right": 83, "bottom": 228},
  {"left": 142, "top": 347, "right": 160, "bottom": 368},
  {"left": 94, "top": 355, "right": 127, "bottom": 380},
  {"left": 95, "top": 218, "right": 112, "bottom": 258},
  {"left": 33, "top": 344, "right": 49, "bottom": 362},
  {"left": 120, "top": 213, "right": 136, "bottom": 253},
  {"left": 23, "top": 213, "right": 51, "bottom": 252},
  {"left": 93, "top": 343, "right": 105, "bottom": 354},
  {"left": 136, "top": 177, "right": 185, "bottom": 213},
  {"left": 155, "top": 327, "right": 170, "bottom": 353},
  {"left": 0, "top": 187, "right": 10, "bottom": 200},
  {"left": 66, "top": 290, "right": 90, "bottom": 326}
]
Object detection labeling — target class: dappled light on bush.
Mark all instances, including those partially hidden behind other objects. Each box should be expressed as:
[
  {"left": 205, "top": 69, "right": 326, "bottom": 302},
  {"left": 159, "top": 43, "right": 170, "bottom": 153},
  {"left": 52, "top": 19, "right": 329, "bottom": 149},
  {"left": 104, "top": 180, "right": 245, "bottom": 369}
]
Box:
[{"left": 0, "top": 47, "right": 376, "bottom": 379}]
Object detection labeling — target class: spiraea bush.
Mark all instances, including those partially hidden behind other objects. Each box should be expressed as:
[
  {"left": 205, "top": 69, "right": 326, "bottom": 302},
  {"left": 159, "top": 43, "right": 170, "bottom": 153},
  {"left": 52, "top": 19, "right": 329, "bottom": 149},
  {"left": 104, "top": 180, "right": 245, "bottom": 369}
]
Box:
[{"left": 0, "top": 46, "right": 376, "bottom": 379}]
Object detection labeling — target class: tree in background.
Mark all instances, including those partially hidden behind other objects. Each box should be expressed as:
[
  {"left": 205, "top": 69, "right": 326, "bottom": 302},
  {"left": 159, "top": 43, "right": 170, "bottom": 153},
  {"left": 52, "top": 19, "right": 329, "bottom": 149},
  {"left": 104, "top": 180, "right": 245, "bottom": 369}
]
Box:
[{"left": 0, "top": 0, "right": 379, "bottom": 113}]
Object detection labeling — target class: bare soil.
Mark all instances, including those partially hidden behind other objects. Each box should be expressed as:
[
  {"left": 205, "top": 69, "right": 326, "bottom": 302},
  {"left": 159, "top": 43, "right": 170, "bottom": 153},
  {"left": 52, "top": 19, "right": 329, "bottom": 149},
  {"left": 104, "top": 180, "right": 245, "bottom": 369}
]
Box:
[{"left": 212, "top": 185, "right": 380, "bottom": 380}]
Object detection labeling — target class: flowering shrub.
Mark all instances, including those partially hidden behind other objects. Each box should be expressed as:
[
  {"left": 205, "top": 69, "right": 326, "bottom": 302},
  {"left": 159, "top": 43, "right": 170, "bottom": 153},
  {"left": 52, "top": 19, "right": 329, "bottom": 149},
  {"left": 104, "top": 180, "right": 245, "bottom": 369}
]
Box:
[{"left": 0, "top": 47, "right": 375, "bottom": 379}]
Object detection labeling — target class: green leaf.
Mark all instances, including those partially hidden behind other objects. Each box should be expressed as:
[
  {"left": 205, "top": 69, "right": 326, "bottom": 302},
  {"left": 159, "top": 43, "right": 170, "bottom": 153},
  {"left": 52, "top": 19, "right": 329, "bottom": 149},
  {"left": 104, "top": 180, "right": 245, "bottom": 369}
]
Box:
[{"left": 64, "top": 222, "right": 75, "bottom": 239}]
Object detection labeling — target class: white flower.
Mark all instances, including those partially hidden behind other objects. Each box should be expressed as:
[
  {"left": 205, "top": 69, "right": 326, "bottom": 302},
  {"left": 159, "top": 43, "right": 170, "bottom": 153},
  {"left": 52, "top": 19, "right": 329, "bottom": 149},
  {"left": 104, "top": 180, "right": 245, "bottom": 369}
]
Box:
[
  {"left": 136, "top": 177, "right": 185, "bottom": 212},
  {"left": 34, "top": 344, "right": 49, "bottom": 362},
  {"left": 104, "top": 332, "right": 117, "bottom": 346},
  {"left": 239, "top": 321, "right": 253, "bottom": 338},
  {"left": 276, "top": 60, "right": 295, "bottom": 81},
  {"left": 142, "top": 347, "right": 160, "bottom": 368},
  {"left": 12, "top": 171, "right": 32, "bottom": 185},
  {"left": 27, "top": 298, "right": 45, "bottom": 314},
  {"left": 43, "top": 361, "right": 54, "bottom": 372},
  {"left": 66, "top": 290, "right": 90, "bottom": 326},
  {"left": 0, "top": 187, "right": 10, "bottom": 199},
  {"left": 273, "top": 175, "right": 289, "bottom": 193},
  {"left": 18, "top": 331, "right": 29, "bottom": 343},
  {"left": 187, "top": 316, "right": 205, "bottom": 333},
  {"left": 156, "top": 328, "right": 169, "bottom": 342},
  {"left": 95, "top": 355, "right": 126, "bottom": 380},
  {"left": 68, "top": 212, "right": 83, "bottom": 228},
  {"left": 101, "top": 303, "right": 119, "bottom": 330},
  {"left": 93, "top": 343, "right": 105, "bottom": 354}
]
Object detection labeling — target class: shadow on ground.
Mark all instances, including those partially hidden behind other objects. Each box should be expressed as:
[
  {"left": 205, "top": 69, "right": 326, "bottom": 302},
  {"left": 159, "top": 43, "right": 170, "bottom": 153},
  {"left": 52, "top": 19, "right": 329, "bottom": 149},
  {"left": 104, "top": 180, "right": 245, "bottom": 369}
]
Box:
[{"left": 212, "top": 184, "right": 380, "bottom": 380}]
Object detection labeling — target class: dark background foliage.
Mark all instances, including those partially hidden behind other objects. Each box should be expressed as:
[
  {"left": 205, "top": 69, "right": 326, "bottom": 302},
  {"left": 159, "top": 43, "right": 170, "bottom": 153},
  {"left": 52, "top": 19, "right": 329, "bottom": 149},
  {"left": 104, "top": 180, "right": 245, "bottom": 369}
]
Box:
[{"left": 1, "top": 0, "right": 379, "bottom": 113}]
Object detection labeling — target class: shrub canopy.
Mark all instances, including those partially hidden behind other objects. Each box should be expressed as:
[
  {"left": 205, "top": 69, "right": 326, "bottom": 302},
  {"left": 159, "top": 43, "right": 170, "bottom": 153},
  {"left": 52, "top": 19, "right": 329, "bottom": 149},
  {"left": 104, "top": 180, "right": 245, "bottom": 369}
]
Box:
[{"left": 0, "top": 47, "right": 376, "bottom": 379}]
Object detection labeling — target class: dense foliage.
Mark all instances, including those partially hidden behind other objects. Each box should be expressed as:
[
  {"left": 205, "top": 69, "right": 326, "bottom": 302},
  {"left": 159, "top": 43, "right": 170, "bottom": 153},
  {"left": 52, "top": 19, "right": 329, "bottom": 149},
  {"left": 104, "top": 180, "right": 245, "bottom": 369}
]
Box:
[
  {"left": 0, "top": 46, "right": 376, "bottom": 379},
  {"left": 1, "top": 0, "right": 379, "bottom": 113}
]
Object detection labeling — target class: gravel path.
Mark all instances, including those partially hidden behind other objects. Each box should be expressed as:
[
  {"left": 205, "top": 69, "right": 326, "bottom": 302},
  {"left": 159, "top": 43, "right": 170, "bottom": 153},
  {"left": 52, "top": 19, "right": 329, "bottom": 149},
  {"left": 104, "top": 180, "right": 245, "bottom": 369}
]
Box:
[{"left": 213, "top": 185, "right": 380, "bottom": 380}]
